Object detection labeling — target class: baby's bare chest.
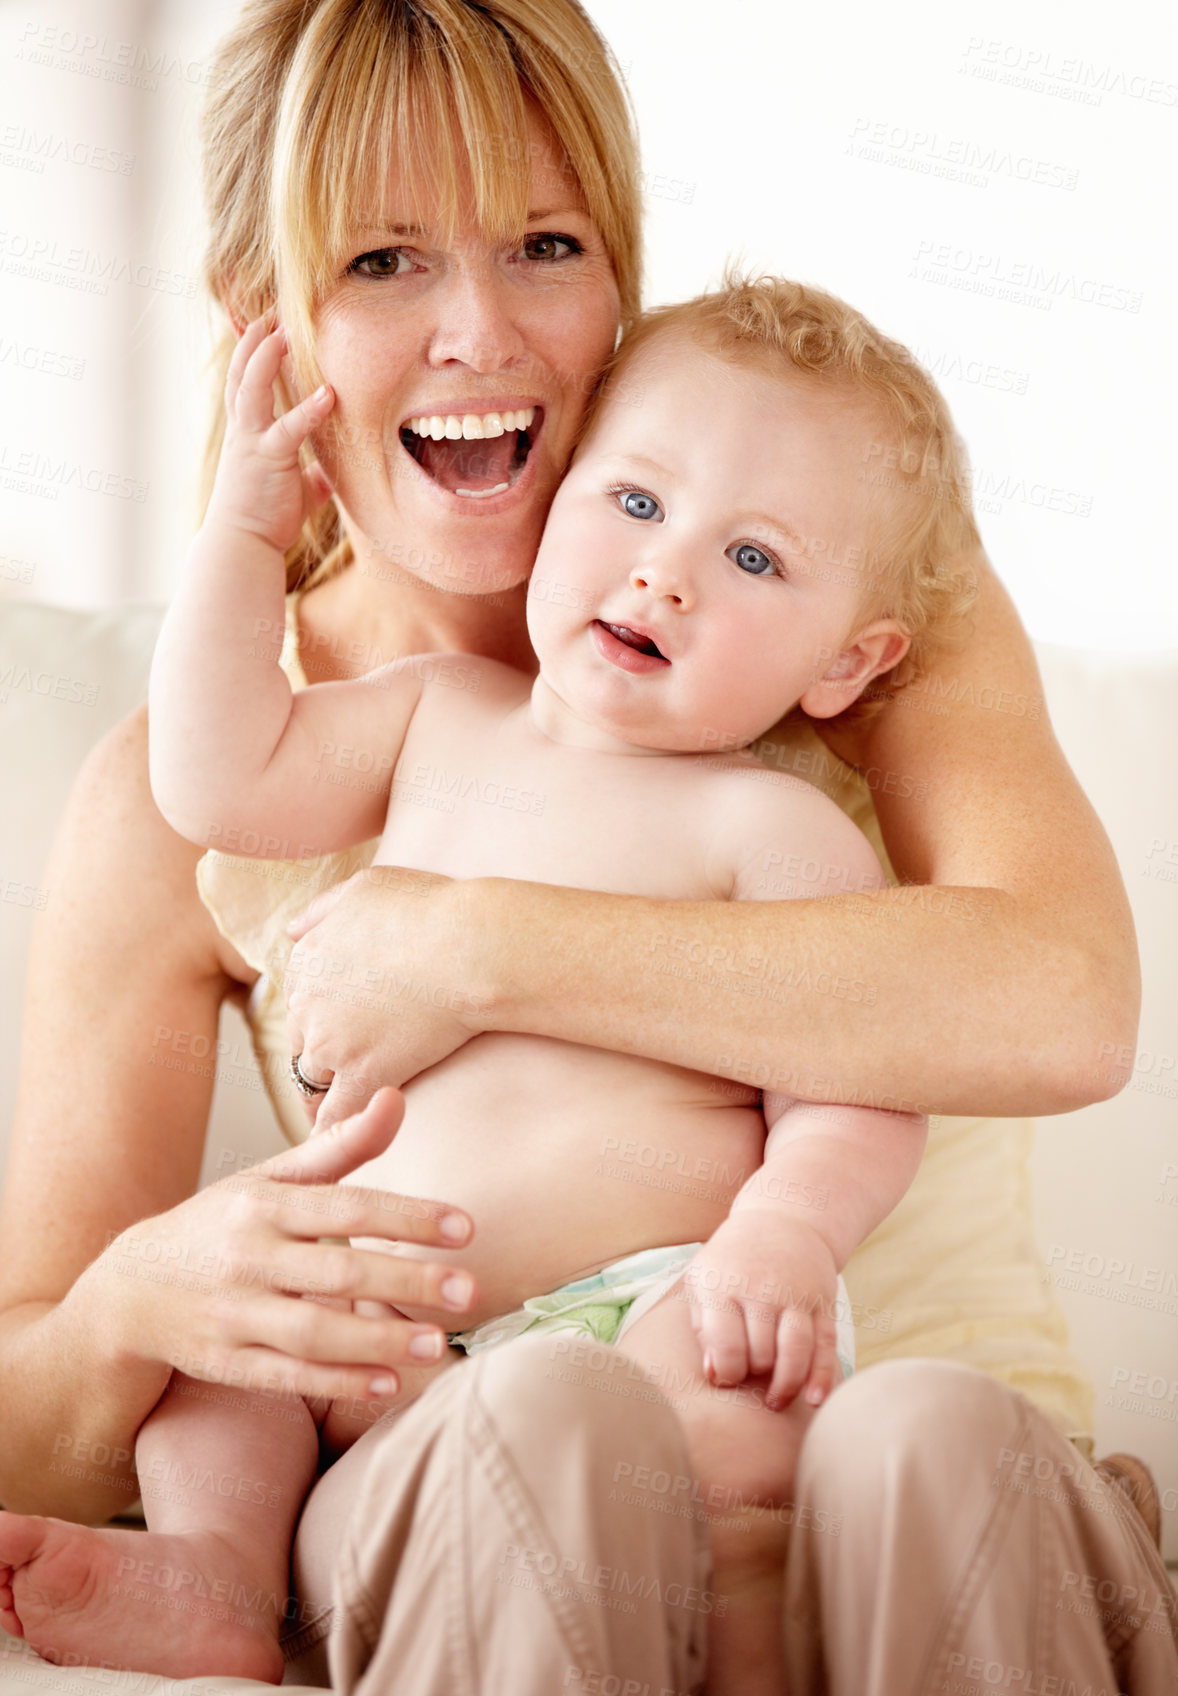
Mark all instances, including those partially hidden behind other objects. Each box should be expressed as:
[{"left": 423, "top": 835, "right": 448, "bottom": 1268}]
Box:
[{"left": 373, "top": 681, "right": 734, "bottom": 900}]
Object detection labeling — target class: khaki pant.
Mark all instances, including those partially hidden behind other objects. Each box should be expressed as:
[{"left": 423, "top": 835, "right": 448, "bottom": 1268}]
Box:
[{"left": 282, "top": 1339, "right": 1178, "bottom": 1695}]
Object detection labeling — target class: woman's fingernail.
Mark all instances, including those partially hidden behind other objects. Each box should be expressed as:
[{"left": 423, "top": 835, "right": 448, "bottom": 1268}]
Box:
[
  {"left": 806, "top": 1385, "right": 824, "bottom": 1405},
  {"left": 369, "top": 1374, "right": 397, "bottom": 1396},
  {"left": 409, "top": 1331, "right": 444, "bottom": 1361},
  {"left": 442, "top": 1274, "right": 473, "bottom": 1310},
  {"left": 440, "top": 1214, "right": 468, "bottom": 1243}
]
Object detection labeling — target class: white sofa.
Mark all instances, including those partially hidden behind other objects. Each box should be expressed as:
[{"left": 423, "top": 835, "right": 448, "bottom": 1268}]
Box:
[{"left": 1, "top": 601, "right": 1174, "bottom": 1692}]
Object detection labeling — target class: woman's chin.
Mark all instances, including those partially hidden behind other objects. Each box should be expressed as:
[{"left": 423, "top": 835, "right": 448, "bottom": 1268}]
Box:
[{"left": 351, "top": 494, "right": 544, "bottom": 602}]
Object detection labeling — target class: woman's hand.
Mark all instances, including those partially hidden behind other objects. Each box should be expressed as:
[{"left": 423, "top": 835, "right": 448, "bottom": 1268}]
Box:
[
  {"left": 284, "top": 867, "right": 491, "bottom": 1129},
  {"left": 100, "top": 1089, "right": 478, "bottom": 1404}
]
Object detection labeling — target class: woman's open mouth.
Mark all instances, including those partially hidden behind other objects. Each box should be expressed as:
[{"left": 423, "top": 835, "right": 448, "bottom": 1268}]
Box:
[{"left": 399, "top": 406, "right": 543, "bottom": 499}]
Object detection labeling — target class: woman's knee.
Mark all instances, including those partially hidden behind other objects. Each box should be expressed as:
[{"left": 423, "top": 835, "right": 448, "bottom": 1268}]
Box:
[
  {"left": 798, "top": 1358, "right": 1029, "bottom": 1488},
  {"left": 469, "top": 1331, "right": 697, "bottom": 1479}
]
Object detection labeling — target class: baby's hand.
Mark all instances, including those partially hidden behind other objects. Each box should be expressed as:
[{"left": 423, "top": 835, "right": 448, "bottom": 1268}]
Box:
[
  {"left": 683, "top": 1214, "right": 841, "bottom": 1412},
  {"left": 208, "top": 314, "right": 336, "bottom": 552}
]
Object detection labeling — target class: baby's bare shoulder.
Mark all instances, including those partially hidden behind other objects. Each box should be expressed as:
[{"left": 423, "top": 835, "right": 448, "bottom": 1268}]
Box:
[
  {"left": 693, "top": 755, "right": 885, "bottom": 901},
  {"left": 392, "top": 653, "right": 531, "bottom": 730}
]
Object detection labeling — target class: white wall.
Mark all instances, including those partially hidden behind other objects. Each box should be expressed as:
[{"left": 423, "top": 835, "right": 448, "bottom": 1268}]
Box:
[
  {"left": 0, "top": 0, "right": 239, "bottom": 608},
  {"left": 0, "top": 0, "right": 1174, "bottom": 649}
]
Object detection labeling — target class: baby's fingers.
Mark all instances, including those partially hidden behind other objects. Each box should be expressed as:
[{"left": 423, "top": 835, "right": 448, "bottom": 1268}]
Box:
[
  {"left": 742, "top": 1299, "right": 782, "bottom": 1381},
  {"left": 232, "top": 324, "right": 290, "bottom": 434},
  {"left": 268, "top": 382, "right": 336, "bottom": 467},
  {"left": 801, "top": 1312, "right": 841, "bottom": 1410},
  {"left": 765, "top": 1310, "right": 814, "bottom": 1412},
  {"left": 224, "top": 312, "right": 275, "bottom": 413},
  {"left": 690, "top": 1293, "right": 749, "bottom": 1389}
]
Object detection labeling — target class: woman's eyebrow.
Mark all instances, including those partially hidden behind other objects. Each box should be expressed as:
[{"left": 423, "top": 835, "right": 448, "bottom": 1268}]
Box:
[
  {"left": 356, "top": 223, "right": 425, "bottom": 240},
  {"left": 354, "top": 208, "right": 581, "bottom": 243}
]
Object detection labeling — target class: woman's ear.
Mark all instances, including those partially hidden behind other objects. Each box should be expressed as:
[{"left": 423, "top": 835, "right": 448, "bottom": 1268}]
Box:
[{"left": 799, "top": 620, "right": 912, "bottom": 719}]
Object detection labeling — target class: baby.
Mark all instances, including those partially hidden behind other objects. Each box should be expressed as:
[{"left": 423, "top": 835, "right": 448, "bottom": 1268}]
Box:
[{"left": 0, "top": 276, "right": 978, "bottom": 1692}]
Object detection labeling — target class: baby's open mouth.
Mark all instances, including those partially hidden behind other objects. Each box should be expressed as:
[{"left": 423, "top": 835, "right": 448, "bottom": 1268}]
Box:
[
  {"left": 596, "top": 621, "right": 666, "bottom": 659},
  {"left": 399, "top": 407, "right": 542, "bottom": 498}
]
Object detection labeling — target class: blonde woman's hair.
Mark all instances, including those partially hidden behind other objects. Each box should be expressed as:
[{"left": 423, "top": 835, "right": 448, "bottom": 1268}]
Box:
[
  {"left": 198, "top": 0, "right": 641, "bottom": 593},
  {"left": 592, "top": 273, "right": 981, "bottom": 705}
]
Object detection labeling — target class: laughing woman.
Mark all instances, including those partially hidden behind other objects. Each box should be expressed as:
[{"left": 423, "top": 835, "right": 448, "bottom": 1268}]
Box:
[{"left": 0, "top": 3, "right": 1172, "bottom": 1694}]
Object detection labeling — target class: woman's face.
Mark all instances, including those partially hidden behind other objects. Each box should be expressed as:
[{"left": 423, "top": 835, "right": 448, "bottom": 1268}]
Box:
[{"left": 305, "top": 107, "right": 621, "bottom": 600}]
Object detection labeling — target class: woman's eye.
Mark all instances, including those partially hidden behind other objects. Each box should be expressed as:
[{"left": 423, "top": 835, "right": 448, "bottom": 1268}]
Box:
[
  {"left": 617, "top": 489, "right": 663, "bottom": 521},
  {"left": 729, "top": 542, "right": 778, "bottom": 577},
  {"left": 519, "top": 232, "right": 582, "bottom": 263},
  {"left": 347, "top": 248, "right": 413, "bottom": 278}
]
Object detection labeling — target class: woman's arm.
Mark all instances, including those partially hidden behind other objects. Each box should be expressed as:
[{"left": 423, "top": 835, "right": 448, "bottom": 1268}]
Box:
[
  {"left": 0, "top": 708, "right": 476, "bottom": 1521},
  {"left": 0, "top": 708, "right": 236, "bottom": 1518},
  {"left": 481, "top": 558, "right": 1137, "bottom": 1115},
  {"left": 286, "top": 559, "right": 1138, "bottom": 1119}
]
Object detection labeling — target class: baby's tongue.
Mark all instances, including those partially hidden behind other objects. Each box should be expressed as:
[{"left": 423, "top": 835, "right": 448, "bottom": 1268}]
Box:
[{"left": 415, "top": 432, "right": 518, "bottom": 493}]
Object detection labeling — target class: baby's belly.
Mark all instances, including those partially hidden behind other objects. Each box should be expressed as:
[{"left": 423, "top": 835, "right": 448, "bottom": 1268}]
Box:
[{"left": 341, "top": 1033, "right": 765, "bottom": 1326}]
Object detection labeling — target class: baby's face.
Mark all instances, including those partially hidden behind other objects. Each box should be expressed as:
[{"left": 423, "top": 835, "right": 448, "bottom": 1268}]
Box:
[{"left": 526, "top": 334, "right": 891, "bottom": 753}]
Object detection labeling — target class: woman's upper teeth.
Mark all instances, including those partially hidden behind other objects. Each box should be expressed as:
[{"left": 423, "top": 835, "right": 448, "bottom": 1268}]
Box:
[{"left": 407, "top": 407, "right": 536, "bottom": 440}]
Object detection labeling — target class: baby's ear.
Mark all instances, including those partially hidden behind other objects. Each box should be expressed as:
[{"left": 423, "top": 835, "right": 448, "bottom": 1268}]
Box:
[{"left": 798, "top": 620, "right": 911, "bottom": 719}]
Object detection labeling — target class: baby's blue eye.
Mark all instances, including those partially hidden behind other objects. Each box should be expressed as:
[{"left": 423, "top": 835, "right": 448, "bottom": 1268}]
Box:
[
  {"left": 618, "top": 490, "right": 662, "bottom": 521},
  {"left": 729, "top": 543, "right": 775, "bottom": 576}
]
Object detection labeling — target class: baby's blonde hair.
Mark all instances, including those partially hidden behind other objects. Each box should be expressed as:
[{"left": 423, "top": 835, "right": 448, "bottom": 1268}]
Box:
[
  {"left": 593, "top": 273, "right": 980, "bottom": 701},
  {"left": 198, "top": 0, "right": 641, "bottom": 593}
]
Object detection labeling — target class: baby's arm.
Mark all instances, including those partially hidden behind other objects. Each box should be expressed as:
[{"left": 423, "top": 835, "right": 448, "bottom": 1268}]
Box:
[
  {"left": 687, "top": 1094, "right": 926, "bottom": 1409},
  {"left": 684, "top": 769, "right": 928, "bottom": 1407},
  {"left": 148, "top": 317, "right": 424, "bottom": 855}
]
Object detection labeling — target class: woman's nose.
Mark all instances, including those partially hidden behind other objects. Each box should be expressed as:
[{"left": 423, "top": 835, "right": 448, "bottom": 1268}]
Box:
[
  {"left": 629, "top": 551, "right": 695, "bottom": 611},
  {"left": 426, "top": 270, "right": 527, "bottom": 372}
]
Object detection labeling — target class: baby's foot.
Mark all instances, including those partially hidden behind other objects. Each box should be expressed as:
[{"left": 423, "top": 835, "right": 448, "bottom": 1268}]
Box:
[{"left": 0, "top": 1513, "right": 284, "bottom": 1683}]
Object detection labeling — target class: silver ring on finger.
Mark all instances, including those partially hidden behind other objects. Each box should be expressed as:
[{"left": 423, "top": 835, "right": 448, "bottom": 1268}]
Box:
[{"left": 290, "top": 1053, "right": 331, "bottom": 1098}]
